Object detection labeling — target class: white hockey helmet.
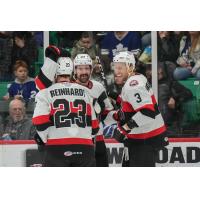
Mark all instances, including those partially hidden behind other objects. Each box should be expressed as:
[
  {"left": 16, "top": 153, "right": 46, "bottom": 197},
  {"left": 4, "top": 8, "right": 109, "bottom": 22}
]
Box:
[
  {"left": 56, "top": 57, "right": 73, "bottom": 76},
  {"left": 73, "top": 54, "right": 93, "bottom": 68},
  {"left": 113, "top": 51, "right": 136, "bottom": 69}
]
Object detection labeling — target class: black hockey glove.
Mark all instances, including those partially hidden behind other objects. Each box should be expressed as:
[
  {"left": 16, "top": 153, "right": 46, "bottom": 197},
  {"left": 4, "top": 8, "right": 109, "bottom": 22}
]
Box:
[
  {"left": 45, "top": 45, "right": 62, "bottom": 62},
  {"left": 107, "top": 91, "right": 120, "bottom": 110},
  {"left": 113, "top": 125, "right": 129, "bottom": 143},
  {"left": 34, "top": 133, "right": 45, "bottom": 146},
  {"left": 107, "top": 91, "right": 119, "bottom": 100}
]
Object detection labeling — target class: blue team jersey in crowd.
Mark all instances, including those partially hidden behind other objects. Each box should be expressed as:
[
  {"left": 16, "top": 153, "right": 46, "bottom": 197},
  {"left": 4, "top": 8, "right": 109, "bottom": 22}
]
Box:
[
  {"left": 101, "top": 31, "right": 142, "bottom": 59},
  {"left": 8, "top": 77, "right": 38, "bottom": 101}
]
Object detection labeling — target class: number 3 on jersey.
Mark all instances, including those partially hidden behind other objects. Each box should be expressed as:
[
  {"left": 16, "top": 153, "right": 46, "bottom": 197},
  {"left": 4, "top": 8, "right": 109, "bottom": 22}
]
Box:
[
  {"left": 53, "top": 99, "right": 87, "bottom": 128},
  {"left": 134, "top": 93, "right": 142, "bottom": 103}
]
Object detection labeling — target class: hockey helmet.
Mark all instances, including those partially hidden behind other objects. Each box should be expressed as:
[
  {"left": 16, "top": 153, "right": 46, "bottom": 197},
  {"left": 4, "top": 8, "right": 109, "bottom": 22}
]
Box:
[
  {"left": 56, "top": 57, "right": 73, "bottom": 76},
  {"left": 73, "top": 54, "right": 93, "bottom": 68},
  {"left": 113, "top": 51, "right": 136, "bottom": 69}
]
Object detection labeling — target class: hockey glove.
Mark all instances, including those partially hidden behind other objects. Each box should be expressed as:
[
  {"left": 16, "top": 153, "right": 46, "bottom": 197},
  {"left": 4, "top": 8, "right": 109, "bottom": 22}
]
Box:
[
  {"left": 107, "top": 91, "right": 119, "bottom": 101},
  {"left": 45, "top": 45, "right": 61, "bottom": 62},
  {"left": 113, "top": 125, "right": 128, "bottom": 143}
]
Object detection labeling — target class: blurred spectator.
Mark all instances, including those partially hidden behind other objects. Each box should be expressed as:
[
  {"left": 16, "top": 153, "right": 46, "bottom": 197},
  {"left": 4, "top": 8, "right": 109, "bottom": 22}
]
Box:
[
  {"left": 100, "top": 31, "right": 142, "bottom": 73},
  {"left": 141, "top": 31, "right": 151, "bottom": 49},
  {"left": 101, "top": 31, "right": 142, "bottom": 59},
  {"left": 136, "top": 46, "right": 152, "bottom": 77},
  {"left": 56, "top": 31, "right": 83, "bottom": 48},
  {"left": 157, "top": 31, "right": 179, "bottom": 63},
  {"left": 146, "top": 62, "right": 193, "bottom": 128},
  {"left": 174, "top": 31, "right": 200, "bottom": 80},
  {"left": 0, "top": 31, "right": 13, "bottom": 81},
  {"left": 12, "top": 31, "right": 37, "bottom": 77},
  {"left": 3, "top": 60, "right": 37, "bottom": 102},
  {"left": 33, "top": 31, "right": 43, "bottom": 47},
  {"left": 138, "top": 45, "right": 151, "bottom": 64},
  {"left": 71, "top": 32, "right": 114, "bottom": 86},
  {"left": 0, "top": 99, "right": 36, "bottom": 140},
  {"left": 157, "top": 63, "right": 177, "bottom": 127},
  {"left": 93, "top": 31, "right": 108, "bottom": 46},
  {"left": 71, "top": 32, "right": 100, "bottom": 62},
  {"left": 91, "top": 58, "right": 114, "bottom": 88}
]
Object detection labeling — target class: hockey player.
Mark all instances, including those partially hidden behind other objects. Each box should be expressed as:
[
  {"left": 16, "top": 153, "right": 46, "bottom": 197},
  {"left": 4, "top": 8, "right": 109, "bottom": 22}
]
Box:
[
  {"left": 73, "top": 54, "right": 114, "bottom": 167},
  {"left": 35, "top": 46, "right": 113, "bottom": 166},
  {"left": 32, "top": 57, "right": 99, "bottom": 167},
  {"left": 112, "top": 51, "right": 168, "bottom": 167}
]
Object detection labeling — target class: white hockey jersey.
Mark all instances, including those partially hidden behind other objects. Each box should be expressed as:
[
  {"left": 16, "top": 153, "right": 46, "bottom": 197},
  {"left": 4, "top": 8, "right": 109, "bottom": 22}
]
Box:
[
  {"left": 32, "top": 82, "right": 99, "bottom": 145},
  {"left": 78, "top": 80, "right": 114, "bottom": 142},
  {"left": 120, "top": 74, "right": 166, "bottom": 139},
  {"left": 34, "top": 58, "right": 114, "bottom": 143},
  {"left": 35, "top": 58, "right": 58, "bottom": 90}
]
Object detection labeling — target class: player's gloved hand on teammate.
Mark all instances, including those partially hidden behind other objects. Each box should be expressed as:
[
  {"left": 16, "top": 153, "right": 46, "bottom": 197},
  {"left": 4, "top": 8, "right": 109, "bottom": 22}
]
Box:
[
  {"left": 45, "top": 45, "right": 71, "bottom": 62},
  {"left": 107, "top": 90, "right": 119, "bottom": 100},
  {"left": 107, "top": 90, "right": 120, "bottom": 109},
  {"left": 113, "top": 125, "right": 129, "bottom": 143}
]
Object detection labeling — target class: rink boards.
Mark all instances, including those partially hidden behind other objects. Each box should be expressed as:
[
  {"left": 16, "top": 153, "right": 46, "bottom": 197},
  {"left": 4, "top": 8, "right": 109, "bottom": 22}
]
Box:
[{"left": 1, "top": 138, "right": 200, "bottom": 167}]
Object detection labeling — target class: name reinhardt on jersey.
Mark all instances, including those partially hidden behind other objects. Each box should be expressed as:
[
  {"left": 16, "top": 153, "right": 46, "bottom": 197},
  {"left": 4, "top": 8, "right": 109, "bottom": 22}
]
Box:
[{"left": 32, "top": 82, "right": 99, "bottom": 145}]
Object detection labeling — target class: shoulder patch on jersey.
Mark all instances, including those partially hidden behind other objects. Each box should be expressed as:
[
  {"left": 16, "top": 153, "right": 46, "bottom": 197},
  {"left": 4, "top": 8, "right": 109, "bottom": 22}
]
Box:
[
  {"left": 129, "top": 80, "right": 138, "bottom": 86},
  {"left": 87, "top": 80, "right": 93, "bottom": 89}
]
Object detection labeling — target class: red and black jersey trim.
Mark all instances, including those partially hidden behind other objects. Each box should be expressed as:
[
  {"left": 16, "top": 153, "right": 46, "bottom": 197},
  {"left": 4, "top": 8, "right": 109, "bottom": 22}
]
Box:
[
  {"left": 96, "top": 134, "right": 104, "bottom": 141},
  {"left": 97, "top": 91, "right": 107, "bottom": 112},
  {"left": 140, "top": 108, "right": 156, "bottom": 119},
  {"left": 151, "top": 95, "right": 160, "bottom": 115},
  {"left": 35, "top": 76, "right": 46, "bottom": 90},
  {"left": 92, "top": 119, "right": 99, "bottom": 129},
  {"left": 35, "top": 122, "right": 51, "bottom": 132},
  {"left": 32, "top": 115, "right": 50, "bottom": 125},
  {"left": 98, "top": 91, "right": 111, "bottom": 121},
  {"left": 36, "top": 70, "right": 52, "bottom": 90},
  {"left": 32, "top": 115, "right": 52, "bottom": 131},
  {"left": 46, "top": 138, "right": 94, "bottom": 146},
  {"left": 92, "top": 128, "right": 100, "bottom": 135},
  {"left": 127, "top": 125, "right": 166, "bottom": 139},
  {"left": 91, "top": 119, "right": 99, "bottom": 135}
]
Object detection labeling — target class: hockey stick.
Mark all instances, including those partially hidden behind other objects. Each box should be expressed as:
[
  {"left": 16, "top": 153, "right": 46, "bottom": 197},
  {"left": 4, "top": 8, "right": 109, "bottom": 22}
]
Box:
[
  {"left": 95, "top": 56, "right": 109, "bottom": 90},
  {"left": 95, "top": 56, "right": 119, "bottom": 110}
]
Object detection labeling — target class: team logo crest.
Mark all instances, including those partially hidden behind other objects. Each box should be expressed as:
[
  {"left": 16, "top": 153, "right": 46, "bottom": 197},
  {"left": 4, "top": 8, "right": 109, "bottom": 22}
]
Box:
[
  {"left": 66, "top": 62, "right": 70, "bottom": 67},
  {"left": 129, "top": 80, "right": 138, "bottom": 86}
]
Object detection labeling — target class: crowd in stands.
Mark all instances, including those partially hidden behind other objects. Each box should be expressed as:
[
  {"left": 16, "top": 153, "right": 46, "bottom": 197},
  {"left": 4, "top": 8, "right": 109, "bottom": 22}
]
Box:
[
  {"left": 1, "top": 31, "right": 200, "bottom": 140},
  {"left": 0, "top": 99, "right": 36, "bottom": 140}
]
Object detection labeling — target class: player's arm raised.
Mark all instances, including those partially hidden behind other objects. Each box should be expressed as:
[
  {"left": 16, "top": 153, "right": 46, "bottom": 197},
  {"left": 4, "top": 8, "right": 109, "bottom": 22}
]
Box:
[{"left": 35, "top": 46, "right": 61, "bottom": 90}]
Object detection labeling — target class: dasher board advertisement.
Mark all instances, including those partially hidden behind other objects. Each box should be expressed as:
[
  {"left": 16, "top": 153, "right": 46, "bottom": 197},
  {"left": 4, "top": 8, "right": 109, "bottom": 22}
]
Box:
[{"left": 1, "top": 138, "right": 200, "bottom": 167}]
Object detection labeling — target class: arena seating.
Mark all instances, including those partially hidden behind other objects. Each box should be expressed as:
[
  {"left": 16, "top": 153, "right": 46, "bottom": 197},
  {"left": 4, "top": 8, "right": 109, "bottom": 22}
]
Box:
[
  {"left": 179, "top": 78, "right": 200, "bottom": 134},
  {"left": 0, "top": 82, "right": 10, "bottom": 99}
]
